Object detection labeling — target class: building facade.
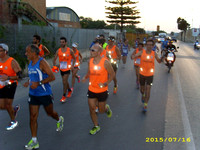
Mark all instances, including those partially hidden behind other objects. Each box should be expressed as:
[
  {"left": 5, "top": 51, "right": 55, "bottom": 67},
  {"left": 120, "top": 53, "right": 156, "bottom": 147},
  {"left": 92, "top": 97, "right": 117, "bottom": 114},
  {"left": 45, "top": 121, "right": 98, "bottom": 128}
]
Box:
[
  {"left": 21, "top": 0, "right": 46, "bottom": 18},
  {"left": 46, "top": 7, "right": 81, "bottom": 28},
  {"left": 0, "top": 0, "right": 47, "bottom": 25}
]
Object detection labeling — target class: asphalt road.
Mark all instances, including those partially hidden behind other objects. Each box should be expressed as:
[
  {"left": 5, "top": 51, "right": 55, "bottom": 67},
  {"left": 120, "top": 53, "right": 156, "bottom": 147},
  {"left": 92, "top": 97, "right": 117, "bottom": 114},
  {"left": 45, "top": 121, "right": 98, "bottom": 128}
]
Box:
[{"left": 0, "top": 41, "right": 199, "bottom": 150}]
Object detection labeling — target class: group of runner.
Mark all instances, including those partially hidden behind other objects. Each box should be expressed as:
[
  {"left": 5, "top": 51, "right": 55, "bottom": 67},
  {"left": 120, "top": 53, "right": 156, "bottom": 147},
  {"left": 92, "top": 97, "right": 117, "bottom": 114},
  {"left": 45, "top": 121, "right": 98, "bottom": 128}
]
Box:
[
  {"left": 0, "top": 34, "right": 164, "bottom": 149},
  {"left": 0, "top": 35, "right": 82, "bottom": 149}
]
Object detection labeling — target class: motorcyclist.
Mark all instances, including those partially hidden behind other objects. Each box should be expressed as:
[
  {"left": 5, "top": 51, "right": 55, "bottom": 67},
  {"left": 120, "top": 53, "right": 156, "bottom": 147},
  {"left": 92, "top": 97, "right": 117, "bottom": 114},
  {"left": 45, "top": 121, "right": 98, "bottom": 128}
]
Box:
[
  {"left": 164, "top": 40, "right": 177, "bottom": 66},
  {"left": 161, "top": 38, "right": 169, "bottom": 50},
  {"left": 194, "top": 39, "right": 199, "bottom": 49}
]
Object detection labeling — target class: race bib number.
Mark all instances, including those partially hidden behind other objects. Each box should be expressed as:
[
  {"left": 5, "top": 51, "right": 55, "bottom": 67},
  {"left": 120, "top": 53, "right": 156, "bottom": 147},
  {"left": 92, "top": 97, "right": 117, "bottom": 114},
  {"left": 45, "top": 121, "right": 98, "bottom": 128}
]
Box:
[
  {"left": 123, "top": 49, "right": 128, "bottom": 53},
  {"left": 135, "top": 58, "right": 141, "bottom": 64},
  {"left": 0, "top": 80, "right": 5, "bottom": 88},
  {"left": 60, "top": 62, "right": 67, "bottom": 69}
]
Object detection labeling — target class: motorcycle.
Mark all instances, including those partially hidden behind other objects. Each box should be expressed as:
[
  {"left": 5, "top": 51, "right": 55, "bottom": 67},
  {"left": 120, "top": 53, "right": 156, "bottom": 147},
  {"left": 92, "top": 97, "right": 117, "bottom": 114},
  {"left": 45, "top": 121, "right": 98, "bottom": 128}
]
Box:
[
  {"left": 194, "top": 42, "right": 200, "bottom": 50},
  {"left": 165, "top": 47, "right": 178, "bottom": 73}
]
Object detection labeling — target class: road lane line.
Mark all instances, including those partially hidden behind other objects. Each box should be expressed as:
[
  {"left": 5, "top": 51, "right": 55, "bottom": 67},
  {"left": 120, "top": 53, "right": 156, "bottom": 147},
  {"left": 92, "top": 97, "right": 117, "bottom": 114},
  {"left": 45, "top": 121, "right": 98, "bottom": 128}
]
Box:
[{"left": 176, "top": 70, "right": 196, "bottom": 150}]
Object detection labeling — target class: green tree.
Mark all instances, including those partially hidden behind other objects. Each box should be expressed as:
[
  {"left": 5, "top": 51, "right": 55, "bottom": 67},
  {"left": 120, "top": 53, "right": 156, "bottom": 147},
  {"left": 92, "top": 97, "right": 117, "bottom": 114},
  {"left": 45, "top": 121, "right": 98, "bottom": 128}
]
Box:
[
  {"left": 105, "top": 23, "right": 121, "bottom": 29},
  {"left": 80, "top": 17, "right": 93, "bottom": 28},
  {"left": 79, "top": 17, "right": 106, "bottom": 29},
  {"left": 105, "top": 0, "right": 140, "bottom": 33},
  {"left": 177, "top": 17, "right": 190, "bottom": 41}
]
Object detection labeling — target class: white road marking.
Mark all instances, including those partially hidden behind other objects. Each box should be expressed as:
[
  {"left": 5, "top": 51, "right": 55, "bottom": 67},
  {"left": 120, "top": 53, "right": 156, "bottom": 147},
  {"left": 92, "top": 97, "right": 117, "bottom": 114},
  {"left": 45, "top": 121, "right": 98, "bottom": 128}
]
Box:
[{"left": 176, "top": 70, "right": 196, "bottom": 150}]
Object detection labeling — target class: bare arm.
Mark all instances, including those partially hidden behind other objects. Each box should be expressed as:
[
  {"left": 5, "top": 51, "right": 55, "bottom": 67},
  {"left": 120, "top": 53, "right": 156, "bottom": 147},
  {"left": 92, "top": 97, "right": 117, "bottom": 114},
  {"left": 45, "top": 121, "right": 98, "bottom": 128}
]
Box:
[
  {"left": 79, "top": 52, "right": 83, "bottom": 63},
  {"left": 42, "top": 45, "right": 50, "bottom": 56},
  {"left": 82, "top": 61, "right": 90, "bottom": 83},
  {"left": 70, "top": 49, "right": 75, "bottom": 68},
  {"left": 155, "top": 52, "right": 163, "bottom": 63},
  {"left": 115, "top": 46, "right": 121, "bottom": 60},
  {"left": 40, "top": 59, "right": 55, "bottom": 83},
  {"left": 104, "top": 60, "right": 115, "bottom": 85},
  {"left": 0, "top": 59, "right": 22, "bottom": 81},
  {"left": 131, "top": 50, "right": 143, "bottom": 59},
  {"left": 53, "top": 50, "right": 59, "bottom": 66},
  {"left": 130, "top": 50, "right": 136, "bottom": 60},
  {"left": 11, "top": 59, "right": 22, "bottom": 80}
]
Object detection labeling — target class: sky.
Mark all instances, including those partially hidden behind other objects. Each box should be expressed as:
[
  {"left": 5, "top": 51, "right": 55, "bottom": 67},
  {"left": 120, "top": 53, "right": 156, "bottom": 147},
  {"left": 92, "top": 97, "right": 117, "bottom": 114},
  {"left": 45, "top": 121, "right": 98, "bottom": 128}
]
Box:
[{"left": 46, "top": 0, "right": 200, "bottom": 33}]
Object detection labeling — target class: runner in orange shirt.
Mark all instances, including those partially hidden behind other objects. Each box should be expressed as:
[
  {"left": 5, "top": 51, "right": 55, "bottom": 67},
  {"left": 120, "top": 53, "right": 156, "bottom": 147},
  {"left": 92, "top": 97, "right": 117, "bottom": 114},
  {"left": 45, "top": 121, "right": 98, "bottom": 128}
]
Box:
[
  {"left": 33, "top": 35, "right": 50, "bottom": 57},
  {"left": 131, "top": 43, "right": 144, "bottom": 89},
  {"left": 0, "top": 43, "right": 22, "bottom": 130},
  {"left": 53, "top": 37, "right": 75, "bottom": 102},
  {"left": 71, "top": 43, "right": 82, "bottom": 92},
  {"left": 131, "top": 40, "right": 164, "bottom": 112},
  {"left": 82, "top": 44, "right": 114, "bottom": 135},
  {"left": 105, "top": 36, "right": 121, "bottom": 94}
]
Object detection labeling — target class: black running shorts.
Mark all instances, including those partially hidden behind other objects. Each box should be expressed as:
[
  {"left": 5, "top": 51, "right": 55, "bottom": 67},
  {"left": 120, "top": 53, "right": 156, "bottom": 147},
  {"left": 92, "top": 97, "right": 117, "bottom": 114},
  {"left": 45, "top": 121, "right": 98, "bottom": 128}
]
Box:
[
  {"left": 28, "top": 94, "right": 54, "bottom": 107},
  {"left": 0, "top": 83, "right": 17, "bottom": 99},
  {"left": 60, "top": 70, "right": 71, "bottom": 76},
  {"left": 139, "top": 74, "right": 154, "bottom": 86},
  {"left": 87, "top": 90, "right": 108, "bottom": 102}
]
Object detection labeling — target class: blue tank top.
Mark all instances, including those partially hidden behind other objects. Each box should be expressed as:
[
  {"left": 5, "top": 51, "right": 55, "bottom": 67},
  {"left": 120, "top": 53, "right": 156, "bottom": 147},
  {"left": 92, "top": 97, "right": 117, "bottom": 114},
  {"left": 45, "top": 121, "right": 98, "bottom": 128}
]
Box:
[
  {"left": 122, "top": 44, "right": 129, "bottom": 54},
  {"left": 28, "top": 57, "right": 52, "bottom": 96},
  {"left": 152, "top": 45, "right": 157, "bottom": 51},
  {"left": 118, "top": 42, "right": 122, "bottom": 50}
]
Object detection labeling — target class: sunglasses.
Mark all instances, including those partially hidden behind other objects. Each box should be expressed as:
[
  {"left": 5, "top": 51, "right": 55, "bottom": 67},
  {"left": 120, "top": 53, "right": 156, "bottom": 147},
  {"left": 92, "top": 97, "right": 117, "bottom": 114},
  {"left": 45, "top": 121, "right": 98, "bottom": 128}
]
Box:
[
  {"left": 108, "top": 38, "right": 115, "bottom": 42},
  {"left": 90, "top": 49, "right": 98, "bottom": 52}
]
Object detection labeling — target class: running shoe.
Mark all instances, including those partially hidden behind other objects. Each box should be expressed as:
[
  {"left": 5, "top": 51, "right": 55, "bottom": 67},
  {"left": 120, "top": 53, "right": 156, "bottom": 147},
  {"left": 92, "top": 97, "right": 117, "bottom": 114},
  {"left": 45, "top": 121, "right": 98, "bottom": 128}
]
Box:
[
  {"left": 89, "top": 126, "right": 100, "bottom": 135},
  {"left": 106, "top": 104, "right": 112, "bottom": 118},
  {"left": 67, "top": 90, "right": 72, "bottom": 98},
  {"left": 14, "top": 104, "right": 20, "bottom": 119},
  {"left": 142, "top": 106, "right": 147, "bottom": 112},
  {"left": 25, "top": 139, "right": 39, "bottom": 150},
  {"left": 6, "top": 121, "right": 18, "bottom": 130},
  {"left": 77, "top": 75, "right": 81, "bottom": 83},
  {"left": 56, "top": 116, "right": 64, "bottom": 132},
  {"left": 60, "top": 96, "right": 66, "bottom": 103},
  {"left": 95, "top": 106, "right": 99, "bottom": 113},
  {"left": 113, "top": 86, "right": 118, "bottom": 94}
]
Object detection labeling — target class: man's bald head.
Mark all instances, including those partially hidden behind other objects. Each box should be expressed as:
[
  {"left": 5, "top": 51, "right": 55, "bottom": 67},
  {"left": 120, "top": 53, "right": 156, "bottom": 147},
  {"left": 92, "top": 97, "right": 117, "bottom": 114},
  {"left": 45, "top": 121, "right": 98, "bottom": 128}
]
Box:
[
  {"left": 26, "top": 44, "right": 40, "bottom": 55},
  {"left": 91, "top": 43, "right": 103, "bottom": 52}
]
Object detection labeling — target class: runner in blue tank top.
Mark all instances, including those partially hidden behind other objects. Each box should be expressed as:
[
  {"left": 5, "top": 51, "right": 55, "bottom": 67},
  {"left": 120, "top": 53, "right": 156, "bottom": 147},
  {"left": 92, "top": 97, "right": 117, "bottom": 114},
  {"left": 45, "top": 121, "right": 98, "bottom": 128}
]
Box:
[
  {"left": 28, "top": 57, "right": 52, "bottom": 96},
  {"left": 121, "top": 39, "right": 130, "bottom": 67},
  {"left": 23, "top": 44, "right": 64, "bottom": 150}
]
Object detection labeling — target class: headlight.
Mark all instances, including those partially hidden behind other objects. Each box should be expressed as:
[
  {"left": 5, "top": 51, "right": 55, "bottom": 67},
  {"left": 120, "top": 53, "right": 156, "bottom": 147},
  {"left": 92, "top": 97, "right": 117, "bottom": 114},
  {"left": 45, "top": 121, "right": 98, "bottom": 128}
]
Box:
[{"left": 167, "top": 57, "right": 174, "bottom": 61}]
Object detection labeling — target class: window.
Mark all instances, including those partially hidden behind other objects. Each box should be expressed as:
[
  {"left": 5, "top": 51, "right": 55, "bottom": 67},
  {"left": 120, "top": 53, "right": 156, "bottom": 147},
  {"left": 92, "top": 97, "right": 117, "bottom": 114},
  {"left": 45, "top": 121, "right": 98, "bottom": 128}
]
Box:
[{"left": 59, "top": 12, "right": 70, "bottom": 21}]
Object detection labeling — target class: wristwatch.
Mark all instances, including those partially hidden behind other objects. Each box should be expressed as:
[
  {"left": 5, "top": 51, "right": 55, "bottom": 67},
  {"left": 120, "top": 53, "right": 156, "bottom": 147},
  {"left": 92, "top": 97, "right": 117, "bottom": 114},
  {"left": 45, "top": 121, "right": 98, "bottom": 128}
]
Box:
[
  {"left": 103, "top": 83, "right": 108, "bottom": 87},
  {"left": 39, "top": 81, "right": 43, "bottom": 86}
]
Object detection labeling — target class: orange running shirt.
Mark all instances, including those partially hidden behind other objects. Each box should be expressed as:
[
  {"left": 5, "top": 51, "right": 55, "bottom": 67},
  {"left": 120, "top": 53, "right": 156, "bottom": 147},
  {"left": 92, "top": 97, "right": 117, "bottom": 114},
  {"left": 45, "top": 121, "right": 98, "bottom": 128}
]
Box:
[
  {"left": 73, "top": 49, "right": 80, "bottom": 67},
  {"left": 100, "top": 49, "right": 108, "bottom": 60},
  {"left": 38, "top": 44, "right": 44, "bottom": 57},
  {"left": 89, "top": 57, "right": 108, "bottom": 93},
  {"left": 134, "top": 48, "right": 144, "bottom": 66},
  {"left": 0, "top": 57, "right": 17, "bottom": 88},
  {"left": 139, "top": 50, "right": 155, "bottom": 76},
  {"left": 105, "top": 45, "right": 117, "bottom": 59},
  {"left": 58, "top": 47, "right": 72, "bottom": 71}
]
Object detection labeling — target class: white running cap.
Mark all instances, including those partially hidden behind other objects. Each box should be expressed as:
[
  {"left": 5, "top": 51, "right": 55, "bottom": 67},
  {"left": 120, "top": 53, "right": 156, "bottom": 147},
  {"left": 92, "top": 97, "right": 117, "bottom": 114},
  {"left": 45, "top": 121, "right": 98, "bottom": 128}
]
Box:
[
  {"left": 72, "top": 43, "right": 78, "bottom": 48},
  {"left": 0, "top": 43, "right": 9, "bottom": 51}
]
